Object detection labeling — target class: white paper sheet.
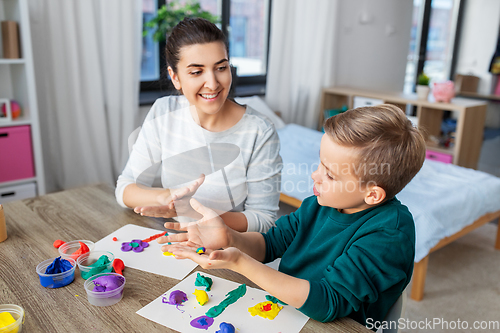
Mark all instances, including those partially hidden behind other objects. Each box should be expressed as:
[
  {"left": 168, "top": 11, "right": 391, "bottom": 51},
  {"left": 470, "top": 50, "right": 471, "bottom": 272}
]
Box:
[
  {"left": 94, "top": 224, "right": 198, "bottom": 280},
  {"left": 136, "top": 272, "right": 310, "bottom": 333}
]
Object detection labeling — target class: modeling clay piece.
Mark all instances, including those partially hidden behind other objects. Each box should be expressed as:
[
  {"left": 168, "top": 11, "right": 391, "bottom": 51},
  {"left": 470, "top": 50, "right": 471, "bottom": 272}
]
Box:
[
  {"left": 163, "top": 251, "right": 174, "bottom": 256},
  {"left": 190, "top": 315, "right": 214, "bottom": 330},
  {"left": 195, "top": 273, "right": 213, "bottom": 291},
  {"left": 121, "top": 239, "right": 149, "bottom": 252},
  {"left": 196, "top": 247, "right": 206, "bottom": 254},
  {"left": 142, "top": 232, "right": 166, "bottom": 243},
  {"left": 163, "top": 290, "right": 188, "bottom": 306},
  {"left": 193, "top": 289, "right": 209, "bottom": 305},
  {"left": 92, "top": 275, "right": 124, "bottom": 292},
  {"left": 216, "top": 322, "right": 236, "bottom": 333},
  {"left": 45, "top": 256, "right": 73, "bottom": 274},
  {"left": 206, "top": 284, "right": 246, "bottom": 318},
  {"left": 53, "top": 239, "right": 66, "bottom": 248},
  {"left": 112, "top": 258, "right": 125, "bottom": 276},
  {"left": 265, "top": 294, "right": 288, "bottom": 305},
  {"left": 0, "top": 311, "right": 17, "bottom": 331},
  {"left": 248, "top": 301, "right": 283, "bottom": 320},
  {"left": 81, "top": 255, "right": 112, "bottom": 280},
  {"left": 70, "top": 241, "right": 90, "bottom": 260},
  {"left": 112, "top": 237, "right": 118, "bottom": 241}
]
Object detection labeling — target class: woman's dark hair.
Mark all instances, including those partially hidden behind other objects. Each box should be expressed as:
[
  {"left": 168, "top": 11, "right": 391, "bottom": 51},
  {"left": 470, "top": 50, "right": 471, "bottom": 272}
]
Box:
[{"left": 165, "top": 17, "right": 229, "bottom": 73}]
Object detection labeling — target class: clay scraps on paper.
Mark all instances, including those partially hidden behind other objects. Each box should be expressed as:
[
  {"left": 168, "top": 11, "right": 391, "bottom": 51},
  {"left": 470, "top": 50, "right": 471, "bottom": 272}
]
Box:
[
  {"left": 190, "top": 315, "right": 214, "bottom": 330},
  {"left": 248, "top": 300, "right": 283, "bottom": 320},
  {"left": 205, "top": 284, "right": 247, "bottom": 318},
  {"left": 195, "top": 272, "right": 213, "bottom": 291},
  {"left": 163, "top": 290, "right": 188, "bottom": 312}
]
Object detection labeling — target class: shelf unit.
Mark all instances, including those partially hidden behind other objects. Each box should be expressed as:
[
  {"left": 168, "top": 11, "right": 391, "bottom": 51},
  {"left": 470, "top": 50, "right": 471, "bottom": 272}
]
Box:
[
  {"left": 0, "top": 0, "right": 45, "bottom": 201},
  {"left": 320, "top": 86, "right": 488, "bottom": 169}
]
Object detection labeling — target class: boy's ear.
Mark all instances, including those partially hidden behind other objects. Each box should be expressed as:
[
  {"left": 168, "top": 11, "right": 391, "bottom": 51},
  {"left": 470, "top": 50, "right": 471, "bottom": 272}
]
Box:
[
  {"left": 168, "top": 66, "right": 181, "bottom": 90},
  {"left": 364, "top": 186, "right": 386, "bottom": 205}
]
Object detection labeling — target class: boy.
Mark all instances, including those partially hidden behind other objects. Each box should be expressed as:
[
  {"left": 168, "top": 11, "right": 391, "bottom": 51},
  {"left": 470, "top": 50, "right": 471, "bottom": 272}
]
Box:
[{"left": 158, "top": 104, "right": 426, "bottom": 326}]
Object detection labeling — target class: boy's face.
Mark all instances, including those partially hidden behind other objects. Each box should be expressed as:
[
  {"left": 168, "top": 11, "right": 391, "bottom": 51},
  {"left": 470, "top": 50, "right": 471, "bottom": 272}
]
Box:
[{"left": 311, "top": 134, "right": 372, "bottom": 214}]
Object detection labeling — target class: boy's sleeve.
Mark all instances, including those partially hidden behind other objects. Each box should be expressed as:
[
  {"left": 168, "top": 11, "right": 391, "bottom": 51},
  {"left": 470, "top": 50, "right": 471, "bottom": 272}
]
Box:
[
  {"left": 299, "top": 228, "right": 414, "bottom": 323},
  {"left": 261, "top": 208, "right": 301, "bottom": 263},
  {"left": 243, "top": 126, "right": 282, "bottom": 232}
]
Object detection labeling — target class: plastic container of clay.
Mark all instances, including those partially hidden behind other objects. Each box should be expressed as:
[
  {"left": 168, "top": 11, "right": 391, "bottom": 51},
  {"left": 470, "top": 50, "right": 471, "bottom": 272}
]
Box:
[
  {"left": 0, "top": 304, "right": 24, "bottom": 333},
  {"left": 84, "top": 272, "right": 126, "bottom": 306},
  {"left": 36, "top": 257, "right": 76, "bottom": 288},
  {"left": 58, "top": 240, "right": 95, "bottom": 261},
  {"left": 76, "top": 251, "right": 114, "bottom": 280}
]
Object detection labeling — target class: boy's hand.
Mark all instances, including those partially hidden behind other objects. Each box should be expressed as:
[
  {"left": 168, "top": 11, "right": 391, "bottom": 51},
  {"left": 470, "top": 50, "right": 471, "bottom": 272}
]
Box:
[
  {"left": 157, "top": 198, "right": 232, "bottom": 251},
  {"left": 134, "top": 175, "right": 205, "bottom": 218},
  {"left": 166, "top": 244, "right": 243, "bottom": 270}
]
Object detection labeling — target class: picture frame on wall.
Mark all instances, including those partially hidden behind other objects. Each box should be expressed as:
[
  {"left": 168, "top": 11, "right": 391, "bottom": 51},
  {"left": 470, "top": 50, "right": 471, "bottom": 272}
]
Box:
[{"left": 0, "top": 99, "right": 12, "bottom": 124}]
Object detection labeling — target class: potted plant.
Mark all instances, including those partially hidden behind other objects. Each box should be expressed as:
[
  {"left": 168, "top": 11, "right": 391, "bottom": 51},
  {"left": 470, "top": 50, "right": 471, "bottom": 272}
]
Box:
[
  {"left": 416, "top": 73, "right": 430, "bottom": 100},
  {"left": 143, "top": 0, "right": 219, "bottom": 43}
]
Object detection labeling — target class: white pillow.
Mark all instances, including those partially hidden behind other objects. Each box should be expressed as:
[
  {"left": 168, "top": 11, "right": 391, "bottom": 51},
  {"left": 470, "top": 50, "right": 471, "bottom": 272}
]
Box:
[{"left": 235, "top": 95, "right": 286, "bottom": 130}]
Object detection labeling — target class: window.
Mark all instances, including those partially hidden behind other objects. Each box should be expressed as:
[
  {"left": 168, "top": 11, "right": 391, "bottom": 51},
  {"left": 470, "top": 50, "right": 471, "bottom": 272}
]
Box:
[
  {"left": 404, "top": 0, "right": 463, "bottom": 94},
  {"left": 140, "top": 0, "right": 271, "bottom": 96}
]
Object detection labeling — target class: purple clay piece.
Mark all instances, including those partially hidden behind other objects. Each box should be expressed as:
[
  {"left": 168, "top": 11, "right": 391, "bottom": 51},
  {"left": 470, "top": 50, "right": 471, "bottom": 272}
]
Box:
[
  {"left": 190, "top": 315, "right": 214, "bottom": 330},
  {"left": 132, "top": 246, "right": 144, "bottom": 253},
  {"left": 121, "top": 243, "right": 132, "bottom": 252},
  {"left": 93, "top": 275, "right": 124, "bottom": 292},
  {"left": 142, "top": 242, "right": 149, "bottom": 248},
  {"left": 164, "top": 290, "right": 187, "bottom": 305}
]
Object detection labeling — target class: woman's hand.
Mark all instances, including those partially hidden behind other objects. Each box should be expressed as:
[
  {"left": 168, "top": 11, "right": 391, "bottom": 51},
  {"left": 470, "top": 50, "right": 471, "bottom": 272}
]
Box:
[
  {"left": 157, "top": 198, "right": 232, "bottom": 251},
  {"left": 134, "top": 175, "right": 205, "bottom": 218}
]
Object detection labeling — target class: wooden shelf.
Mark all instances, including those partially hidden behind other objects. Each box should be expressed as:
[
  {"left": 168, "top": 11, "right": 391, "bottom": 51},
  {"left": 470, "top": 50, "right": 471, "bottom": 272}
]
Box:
[
  {"left": 0, "top": 59, "right": 25, "bottom": 65},
  {"left": 320, "top": 86, "right": 487, "bottom": 169},
  {"left": 458, "top": 91, "right": 500, "bottom": 102}
]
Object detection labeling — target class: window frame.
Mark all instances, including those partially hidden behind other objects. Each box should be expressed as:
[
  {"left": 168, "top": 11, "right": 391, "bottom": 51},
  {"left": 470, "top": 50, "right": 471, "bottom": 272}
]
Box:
[{"left": 140, "top": 0, "right": 272, "bottom": 100}]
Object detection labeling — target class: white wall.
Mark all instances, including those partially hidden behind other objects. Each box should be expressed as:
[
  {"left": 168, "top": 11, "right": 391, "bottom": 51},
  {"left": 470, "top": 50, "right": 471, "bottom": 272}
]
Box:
[
  {"left": 455, "top": 0, "right": 500, "bottom": 128},
  {"left": 334, "top": 0, "right": 413, "bottom": 91}
]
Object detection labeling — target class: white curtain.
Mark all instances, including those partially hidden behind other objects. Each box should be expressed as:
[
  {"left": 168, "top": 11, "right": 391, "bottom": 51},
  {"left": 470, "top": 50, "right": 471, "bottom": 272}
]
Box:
[
  {"left": 265, "top": 0, "right": 338, "bottom": 129},
  {"left": 28, "top": 0, "right": 142, "bottom": 193}
]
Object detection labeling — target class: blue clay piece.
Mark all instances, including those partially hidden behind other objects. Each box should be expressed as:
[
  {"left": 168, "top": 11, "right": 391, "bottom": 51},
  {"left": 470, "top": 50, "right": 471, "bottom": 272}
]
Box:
[
  {"left": 216, "top": 322, "right": 235, "bottom": 333},
  {"left": 45, "top": 256, "right": 72, "bottom": 274}
]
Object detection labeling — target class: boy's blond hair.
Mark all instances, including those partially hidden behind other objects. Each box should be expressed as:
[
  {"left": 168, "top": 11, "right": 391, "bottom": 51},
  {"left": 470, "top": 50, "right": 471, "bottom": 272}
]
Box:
[{"left": 323, "top": 104, "right": 426, "bottom": 199}]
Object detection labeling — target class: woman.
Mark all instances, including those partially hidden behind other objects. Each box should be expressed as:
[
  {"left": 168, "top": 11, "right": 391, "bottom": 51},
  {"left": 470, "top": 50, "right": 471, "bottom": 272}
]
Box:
[{"left": 116, "top": 18, "right": 281, "bottom": 232}]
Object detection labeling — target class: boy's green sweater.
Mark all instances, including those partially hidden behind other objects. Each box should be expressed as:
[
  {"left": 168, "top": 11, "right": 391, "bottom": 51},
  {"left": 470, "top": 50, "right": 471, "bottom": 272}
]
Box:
[{"left": 262, "top": 196, "right": 415, "bottom": 326}]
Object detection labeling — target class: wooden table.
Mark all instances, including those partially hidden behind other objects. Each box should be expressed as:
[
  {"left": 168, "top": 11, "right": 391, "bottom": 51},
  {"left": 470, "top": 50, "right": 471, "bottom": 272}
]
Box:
[{"left": 0, "top": 184, "right": 371, "bottom": 333}]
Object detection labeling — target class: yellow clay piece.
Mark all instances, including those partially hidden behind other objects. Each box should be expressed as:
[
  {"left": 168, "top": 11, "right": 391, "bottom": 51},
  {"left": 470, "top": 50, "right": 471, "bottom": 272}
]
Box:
[
  {"left": 248, "top": 301, "right": 283, "bottom": 320},
  {"left": 0, "top": 312, "right": 18, "bottom": 333},
  {"left": 193, "top": 289, "right": 209, "bottom": 306},
  {"left": 162, "top": 251, "right": 174, "bottom": 256}
]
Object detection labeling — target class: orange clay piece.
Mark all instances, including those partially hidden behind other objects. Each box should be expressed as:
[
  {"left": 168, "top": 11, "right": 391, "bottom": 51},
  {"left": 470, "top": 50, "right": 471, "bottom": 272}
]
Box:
[
  {"left": 142, "top": 232, "right": 166, "bottom": 243},
  {"left": 70, "top": 241, "right": 90, "bottom": 260},
  {"left": 112, "top": 237, "right": 118, "bottom": 241},
  {"left": 53, "top": 239, "right": 66, "bottom": 248}
]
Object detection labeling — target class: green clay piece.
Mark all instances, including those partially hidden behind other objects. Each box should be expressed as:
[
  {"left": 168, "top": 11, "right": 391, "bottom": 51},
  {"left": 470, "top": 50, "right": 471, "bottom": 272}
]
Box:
[
  {"left": 168, "top": 242, "right": 172, "bottom": 245},
  {"left": 130, "top": 242, "right": 139, "bottom": 248},
  {"left": 81, "top": 255, "right": 112, "bottom": 280},
  {"left": 195, "top": 273, "right": 213, "bottom": 291},
  {"left": 266, "top": 294, "right": 288, "bottom": 305},
  {"left": 205, "top": 284, "right": 246, "bottom": 318},
  {"left": 164, "top": 232, "right": 169, "bottom": 236}
]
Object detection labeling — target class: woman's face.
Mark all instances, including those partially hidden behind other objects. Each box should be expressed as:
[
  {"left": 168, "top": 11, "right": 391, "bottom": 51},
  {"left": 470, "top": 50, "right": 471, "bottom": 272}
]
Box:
[{"left": 169, "top": 41, "right": 231, "bottom": 116}]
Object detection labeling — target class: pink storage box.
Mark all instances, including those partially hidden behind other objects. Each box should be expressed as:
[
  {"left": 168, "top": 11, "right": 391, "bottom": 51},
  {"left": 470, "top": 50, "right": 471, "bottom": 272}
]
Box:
[
  {"left": 0, "top": 125, "right": 35, "bottom": 182},
  {"left": 425, "top": 150, "right": 453, "bottom": 164}
]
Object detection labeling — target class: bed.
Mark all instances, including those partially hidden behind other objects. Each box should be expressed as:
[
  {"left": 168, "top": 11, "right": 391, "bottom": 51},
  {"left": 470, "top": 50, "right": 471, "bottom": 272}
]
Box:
[{"left": 235, "top": 96, "right": 500, "bottom": 301}]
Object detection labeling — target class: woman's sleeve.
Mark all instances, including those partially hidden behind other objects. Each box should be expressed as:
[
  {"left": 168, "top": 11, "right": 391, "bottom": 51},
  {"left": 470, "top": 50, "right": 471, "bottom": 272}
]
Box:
[
  {"left": 242, "top": 126, "right": 282, "bottom": 232},
  {"left": 115, "top": 103, "right": 163, "bottom": 208}
]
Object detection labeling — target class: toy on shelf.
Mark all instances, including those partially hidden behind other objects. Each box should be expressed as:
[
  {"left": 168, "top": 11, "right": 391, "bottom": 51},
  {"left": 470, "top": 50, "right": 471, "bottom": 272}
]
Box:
[
  {"left": 433, "top": 81, "right": 455, "bottom": 103},
  {"left": 1, "top": 99, "right": 21, "bottom": 120}
]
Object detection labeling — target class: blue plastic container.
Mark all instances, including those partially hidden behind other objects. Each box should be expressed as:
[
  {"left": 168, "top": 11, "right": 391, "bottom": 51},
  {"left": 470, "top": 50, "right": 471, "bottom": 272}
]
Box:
[{"left": 36, "top": 257, "right": 76, "bottom": 288}]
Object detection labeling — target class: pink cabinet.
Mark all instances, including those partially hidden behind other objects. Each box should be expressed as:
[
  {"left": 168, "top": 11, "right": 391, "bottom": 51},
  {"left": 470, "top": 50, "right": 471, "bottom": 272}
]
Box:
[{"left": 0, "top": 125, "right": 35, "bottom": 182}]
